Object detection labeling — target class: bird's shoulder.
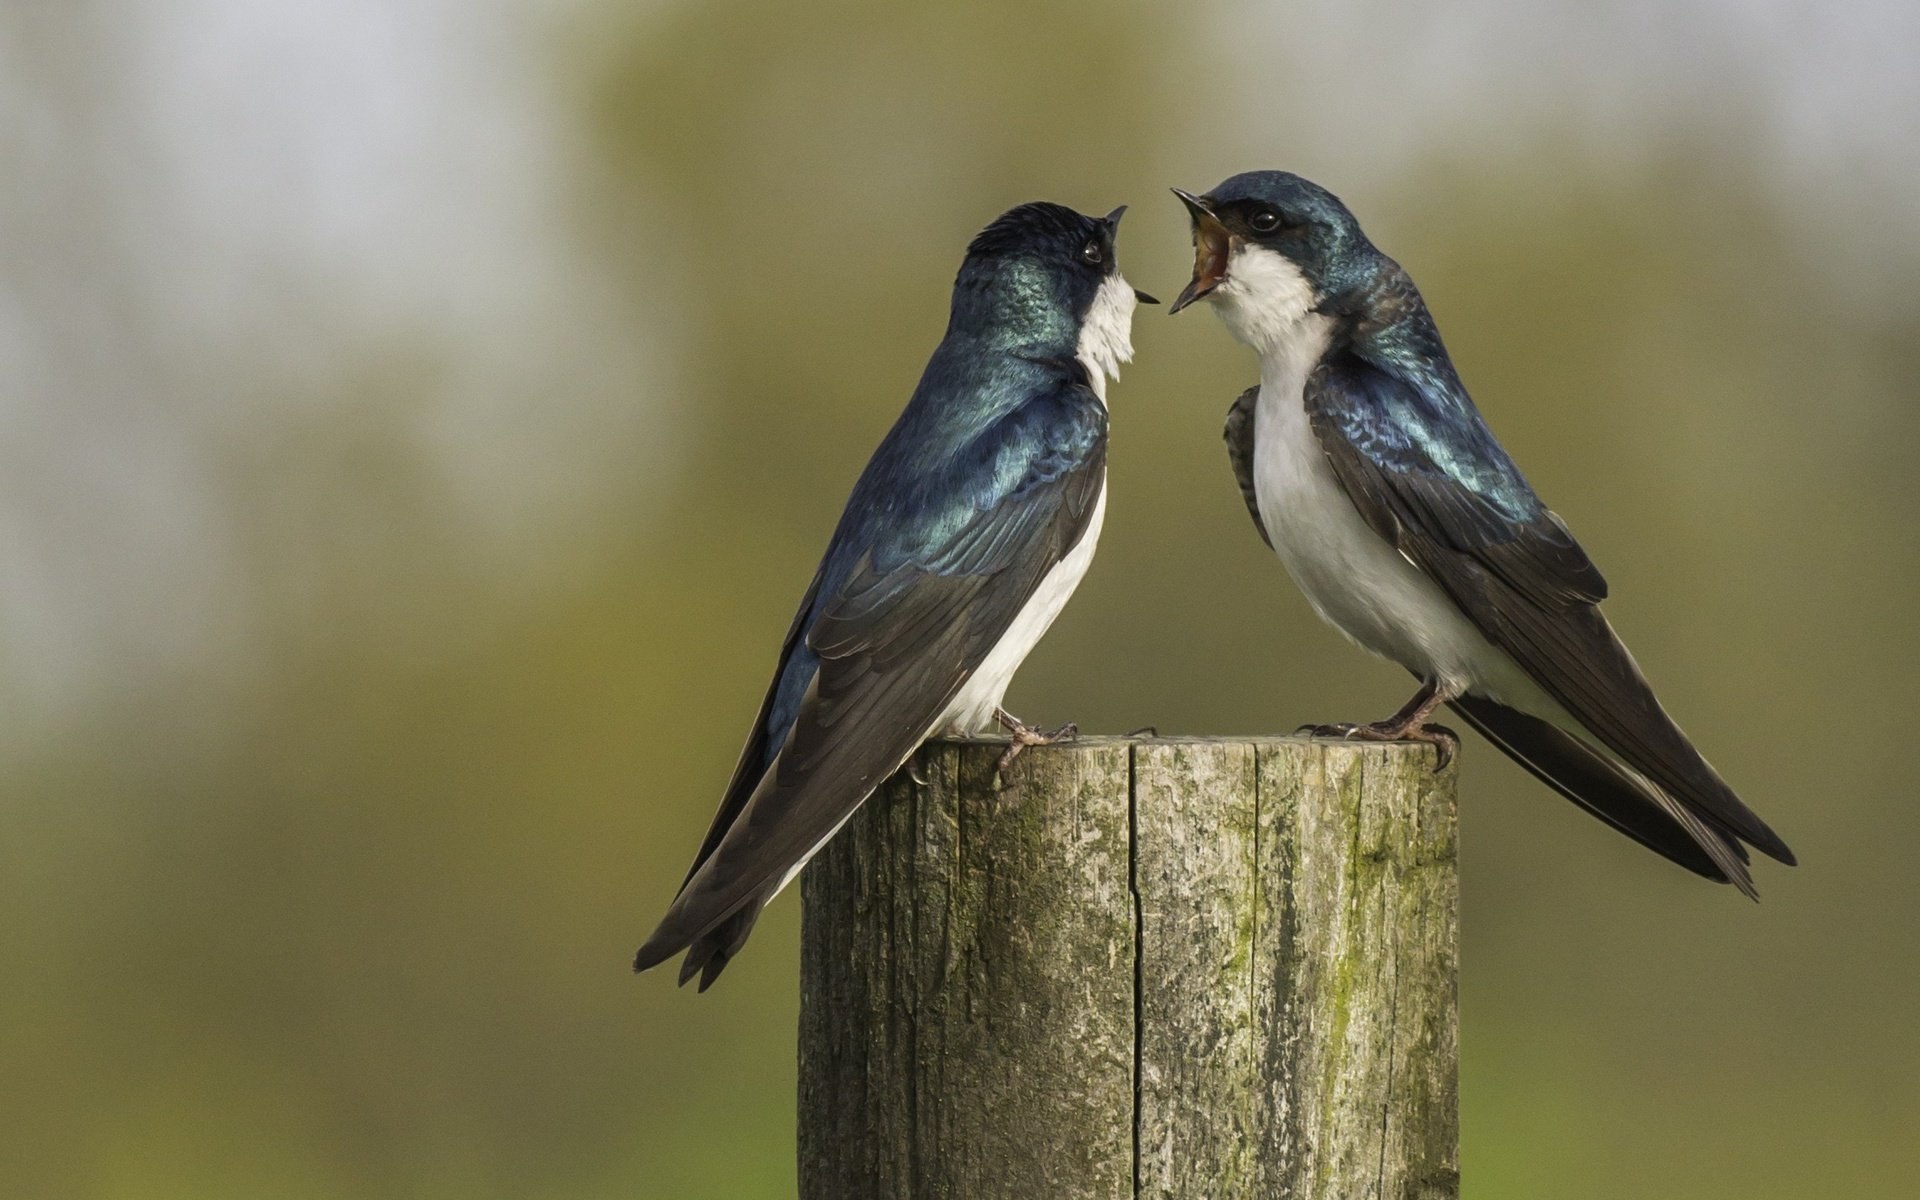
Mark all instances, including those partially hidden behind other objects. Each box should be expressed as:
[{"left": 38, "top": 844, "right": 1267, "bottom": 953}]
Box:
[
  {"left": 1306, "top": 316, "right": 1607, "bottom": 607},
  {"left": 848, "top": 356, "right": 1106, "bottom": 574}
]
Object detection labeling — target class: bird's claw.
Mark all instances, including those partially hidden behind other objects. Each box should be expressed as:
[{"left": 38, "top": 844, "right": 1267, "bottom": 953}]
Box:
[
  {"left": 1297, "top": 720, "right": 1459, "bottom": 773},
  {"left": 1419, "top": 724, "right": 1460, "bottom": 772},
  {"left": 1297, "top": 721, "right": 1367, "bottom": 739},
  {"left": 992, "top": 708, "right": 1078, "bottom": 779}
]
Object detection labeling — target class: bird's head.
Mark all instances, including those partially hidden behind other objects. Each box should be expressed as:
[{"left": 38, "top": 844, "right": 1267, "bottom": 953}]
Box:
[
  {"left": 1168, "top": 171, "right": 1372, "bottom": 351},
  {"left": 953, "top": 202, "right": 1157, "bottom": 388}
]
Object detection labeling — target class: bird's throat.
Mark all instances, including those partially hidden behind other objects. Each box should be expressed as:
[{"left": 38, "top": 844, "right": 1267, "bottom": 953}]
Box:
[
  {"left": 1212, "top": 244, "right": 1321, "bottom": 358},
  {"left": 1075, "top": 273, "right": 1139, "bottom": 402}
]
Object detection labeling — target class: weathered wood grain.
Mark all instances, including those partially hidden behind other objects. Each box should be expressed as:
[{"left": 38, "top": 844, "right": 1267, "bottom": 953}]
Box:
[
  {"left": 799, "top": 735, "right": 1458, "bottom": 1200},
  {"left": 798, "top": 738, "right": 1135, "bottom": 1199}
]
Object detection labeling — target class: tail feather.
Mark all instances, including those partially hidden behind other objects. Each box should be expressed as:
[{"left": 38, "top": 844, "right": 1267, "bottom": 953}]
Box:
[
  {"left": 677, "top": 901, "right": 766, "bottom": 992},
  {"left": 1450, "top": 695, "right": 1759, "bottom": 898},
  {"left": 635, "top": 889, "right": 770, "bottom": 991}
]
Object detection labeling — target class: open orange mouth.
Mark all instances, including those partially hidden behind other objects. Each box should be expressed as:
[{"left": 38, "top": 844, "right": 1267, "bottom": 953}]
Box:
[{"left": 1170, "top": 188, "right": 1231, "bottom": 313}]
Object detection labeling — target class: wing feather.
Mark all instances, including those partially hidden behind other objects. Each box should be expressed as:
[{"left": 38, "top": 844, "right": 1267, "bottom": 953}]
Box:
[{"left": 1305, "top": 347, "right": 1792, "bottom": 867}]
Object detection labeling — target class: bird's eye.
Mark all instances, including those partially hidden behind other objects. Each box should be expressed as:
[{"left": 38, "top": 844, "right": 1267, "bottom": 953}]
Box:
[
  {"left": 1248, "top": 210, "right": 1281, "bottom": 233},
  {"left": 1081, "top": 239, "right": 1103, "bottom": 265}
]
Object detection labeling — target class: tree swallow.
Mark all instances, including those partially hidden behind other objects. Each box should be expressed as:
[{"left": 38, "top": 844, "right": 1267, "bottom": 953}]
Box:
[
  {"left": 636, "top": 202, "right": 1153, "bottom": 988},
  {"left": 1170, "top": 171, "right": 1794, "bottom": 895}
]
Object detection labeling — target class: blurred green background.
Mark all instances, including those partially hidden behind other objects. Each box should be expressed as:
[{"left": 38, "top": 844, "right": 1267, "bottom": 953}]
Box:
[{"left": 4, "top": 2, "right": 1916, "bottom": 1196}]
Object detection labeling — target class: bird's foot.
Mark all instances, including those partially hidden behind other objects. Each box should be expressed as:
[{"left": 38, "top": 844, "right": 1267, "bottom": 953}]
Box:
[
  {"left": 1296, "top": 681, "right": 1460, "bottom": 771},
  {"left": 993, "top": 707, "right": 1078, "bottom": 778},
  {"left": 1296, "top": 719, "right": 1461, "bottom": 771},
  {"left": 905, "top": 753, "right": 931, "bottom": 787}
]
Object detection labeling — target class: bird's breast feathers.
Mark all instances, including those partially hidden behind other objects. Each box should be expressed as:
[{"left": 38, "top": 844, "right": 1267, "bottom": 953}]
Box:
[{"left": 1237, "top": 263, "right": 1506, "bottom": 694}]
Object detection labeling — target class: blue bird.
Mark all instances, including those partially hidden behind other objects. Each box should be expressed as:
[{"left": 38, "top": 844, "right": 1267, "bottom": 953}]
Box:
[
  {"left": 1170, "top": 171, "right": 1794, "bottom": 895},
  {"left": 637, "top": 202, "right": 1153, "bottom": 988}
]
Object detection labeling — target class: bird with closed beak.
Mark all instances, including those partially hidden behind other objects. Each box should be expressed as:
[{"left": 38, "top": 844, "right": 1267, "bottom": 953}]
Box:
[
  {"left": 1170, "top": 170, "right": 1793, "bottom": 896},
  {"left": 636, "top": 202, "right": 1154, "bottom": 989}
]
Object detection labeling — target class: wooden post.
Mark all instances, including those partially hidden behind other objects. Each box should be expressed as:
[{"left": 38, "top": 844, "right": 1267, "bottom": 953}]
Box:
[{"left": 798, "top": 735, "right": 1459, "bottom": 1200}]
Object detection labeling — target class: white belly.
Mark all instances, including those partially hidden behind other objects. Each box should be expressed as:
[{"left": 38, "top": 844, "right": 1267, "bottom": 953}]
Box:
[
  {"left": 942, "top": 478, "right": 1106, "bottom": 732},
  {"left": 1251, "top": 344, "right": 1532, "bottom": 699}
]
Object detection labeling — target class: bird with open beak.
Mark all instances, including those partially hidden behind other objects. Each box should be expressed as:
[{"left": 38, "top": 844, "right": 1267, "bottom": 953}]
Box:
[{"left": 1169, "top": 171, "right": 1794, "bottom": 896}]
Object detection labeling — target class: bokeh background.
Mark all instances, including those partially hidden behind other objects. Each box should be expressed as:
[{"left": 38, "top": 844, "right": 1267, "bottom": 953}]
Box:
[{"left": 4, "top": 2, "right": 1916, "bottom": 1196}]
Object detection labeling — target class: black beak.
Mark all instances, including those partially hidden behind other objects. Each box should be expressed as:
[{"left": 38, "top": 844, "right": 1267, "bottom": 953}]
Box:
[
  {"left": 1169, "top": 188, "right": 1231, "bottom": 314},
  {"left": 1135, "top": 288, "right": 1160, "bottom": 305}
]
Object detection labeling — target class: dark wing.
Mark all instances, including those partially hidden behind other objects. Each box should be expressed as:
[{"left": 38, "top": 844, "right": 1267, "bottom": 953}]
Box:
[
  {"left": 1222, "top": 386, "right": 1272, "bottom": 549},
  {"left": 636, "top": 378, "right": 1107, "bottom": 984},
  {"left": 1305, "top": 348, "right": 1793, "bottom": 884}
]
